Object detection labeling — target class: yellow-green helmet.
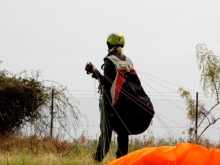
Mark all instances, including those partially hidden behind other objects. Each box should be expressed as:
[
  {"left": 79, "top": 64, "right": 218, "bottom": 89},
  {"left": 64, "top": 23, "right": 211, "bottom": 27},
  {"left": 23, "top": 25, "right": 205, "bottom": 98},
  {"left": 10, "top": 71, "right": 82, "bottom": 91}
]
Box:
[{"left": 106, "top": 32, "right": 125, "bottom": 49}]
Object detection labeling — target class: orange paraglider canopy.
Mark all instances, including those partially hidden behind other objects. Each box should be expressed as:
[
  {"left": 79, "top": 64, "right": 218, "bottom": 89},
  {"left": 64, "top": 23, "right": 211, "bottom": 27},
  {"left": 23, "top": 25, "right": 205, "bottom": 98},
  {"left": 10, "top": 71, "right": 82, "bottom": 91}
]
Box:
[{"left": 106, "top": 143, "right": 220, "bottom": 165}]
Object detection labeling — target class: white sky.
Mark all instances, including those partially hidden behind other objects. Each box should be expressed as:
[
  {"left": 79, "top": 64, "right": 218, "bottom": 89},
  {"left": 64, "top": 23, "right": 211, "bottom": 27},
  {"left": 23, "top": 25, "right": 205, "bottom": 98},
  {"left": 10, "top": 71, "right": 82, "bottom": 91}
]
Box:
[
  {"left": 1, "top": 0, "right": 220, "bottom": 140},
  {"left": 1, "top": 0, "right": 220, "bottom": 92}
]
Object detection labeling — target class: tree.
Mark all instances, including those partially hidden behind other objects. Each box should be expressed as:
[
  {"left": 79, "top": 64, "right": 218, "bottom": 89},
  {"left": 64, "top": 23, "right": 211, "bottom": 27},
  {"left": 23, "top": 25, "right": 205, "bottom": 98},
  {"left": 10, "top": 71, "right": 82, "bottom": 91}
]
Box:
[
  {"left": 0, "top": 62, "right": 80, "bottom": 138},
  {"left": 178, "top": 87, "right": 207, "bottom": 142},
  {"left": 178, "top": 44, "right": 220, "bottom": 142}
]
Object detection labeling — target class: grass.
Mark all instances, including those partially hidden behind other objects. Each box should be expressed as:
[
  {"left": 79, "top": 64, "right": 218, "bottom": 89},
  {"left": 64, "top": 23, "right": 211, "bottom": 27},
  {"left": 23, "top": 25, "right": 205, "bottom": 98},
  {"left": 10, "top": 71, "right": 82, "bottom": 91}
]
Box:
[
  {"left": 0, "top": 134, "right": 114, "bottom": 165},
  {"left": 0, "top": 133, "right": 219, "bottom": 165}
]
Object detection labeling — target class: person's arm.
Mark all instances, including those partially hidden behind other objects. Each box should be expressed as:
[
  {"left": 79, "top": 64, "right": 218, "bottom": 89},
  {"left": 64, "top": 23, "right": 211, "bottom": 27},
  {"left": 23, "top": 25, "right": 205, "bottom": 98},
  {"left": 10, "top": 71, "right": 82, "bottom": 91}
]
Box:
[
  {"left": 102, "top": 58, "right": 116, "bottom": 104},
  {"left": 103, "top": 58, "right": 116, "bottom": 90}
]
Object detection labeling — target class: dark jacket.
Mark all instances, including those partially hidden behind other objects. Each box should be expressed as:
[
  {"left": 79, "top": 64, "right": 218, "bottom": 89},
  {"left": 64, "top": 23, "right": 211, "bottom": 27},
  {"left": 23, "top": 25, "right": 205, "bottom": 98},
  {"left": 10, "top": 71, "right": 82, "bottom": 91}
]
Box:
[{"left": 93, "top": 51, "right": 154, "bottom": 135}]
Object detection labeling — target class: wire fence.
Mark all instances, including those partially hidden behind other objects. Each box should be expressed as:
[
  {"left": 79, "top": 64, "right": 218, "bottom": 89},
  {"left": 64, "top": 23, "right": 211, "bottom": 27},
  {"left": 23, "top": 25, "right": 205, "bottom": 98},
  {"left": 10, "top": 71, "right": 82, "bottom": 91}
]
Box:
[
  {"left": 68, "top": 90, "right": 220, "bottom": 143},
  {"left": 18, "top": 88, "right": 220, "bottom": 147}
]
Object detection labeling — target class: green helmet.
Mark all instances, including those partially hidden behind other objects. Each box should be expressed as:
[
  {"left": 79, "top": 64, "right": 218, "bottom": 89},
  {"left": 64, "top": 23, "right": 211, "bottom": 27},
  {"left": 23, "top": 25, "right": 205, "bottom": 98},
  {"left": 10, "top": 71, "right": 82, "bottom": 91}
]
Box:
[{"left": 107, "top": 32, "right": 125, "bottom": 49}]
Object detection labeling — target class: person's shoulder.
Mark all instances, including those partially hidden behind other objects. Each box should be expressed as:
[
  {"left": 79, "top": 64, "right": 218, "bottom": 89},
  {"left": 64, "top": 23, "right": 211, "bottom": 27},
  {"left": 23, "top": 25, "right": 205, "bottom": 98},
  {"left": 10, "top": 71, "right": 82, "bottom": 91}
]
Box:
[
  {"left": 104, "top": 57, "right": 114, "bottom": 67},
  {"left": 125, "top": 55, "right": 131, "bottom": 60}
]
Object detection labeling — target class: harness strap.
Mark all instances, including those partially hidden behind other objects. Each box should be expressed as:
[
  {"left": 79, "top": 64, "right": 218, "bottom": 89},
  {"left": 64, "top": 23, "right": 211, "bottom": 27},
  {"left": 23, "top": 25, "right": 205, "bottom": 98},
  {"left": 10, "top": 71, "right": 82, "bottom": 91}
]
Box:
[
  {"left": 111, "top": 68, "right": 136, "bottom": 105},
  {"left": 106, "top": 55, "right": 136, "bottom": 105}
]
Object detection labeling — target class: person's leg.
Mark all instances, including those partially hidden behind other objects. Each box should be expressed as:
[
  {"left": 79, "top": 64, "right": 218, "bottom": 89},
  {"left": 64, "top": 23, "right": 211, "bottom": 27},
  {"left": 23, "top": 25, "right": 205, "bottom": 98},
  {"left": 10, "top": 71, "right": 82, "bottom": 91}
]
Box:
[
  {"left": 116, "top": 134, "right": 129, "bottom": 159},
  {"left": 93, "top": 116, "right": 112, "bottom": 162}
]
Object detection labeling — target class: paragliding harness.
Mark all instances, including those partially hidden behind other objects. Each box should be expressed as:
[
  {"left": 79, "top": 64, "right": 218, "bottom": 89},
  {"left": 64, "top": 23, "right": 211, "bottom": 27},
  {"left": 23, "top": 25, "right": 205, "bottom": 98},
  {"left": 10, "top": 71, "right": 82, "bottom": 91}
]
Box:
[
  {"left": 100, "top": 55, "right": 154, "bottom": 135},
  {"left": 106, "top": 55, "right": 135, "bottom": 106}
]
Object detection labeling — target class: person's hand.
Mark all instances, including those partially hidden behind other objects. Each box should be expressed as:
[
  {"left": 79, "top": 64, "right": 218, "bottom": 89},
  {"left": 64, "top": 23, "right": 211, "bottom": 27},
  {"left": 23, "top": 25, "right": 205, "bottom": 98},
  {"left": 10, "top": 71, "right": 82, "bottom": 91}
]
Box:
[{"left": 85, "top": 62, "right": 95, "bottom": 74}]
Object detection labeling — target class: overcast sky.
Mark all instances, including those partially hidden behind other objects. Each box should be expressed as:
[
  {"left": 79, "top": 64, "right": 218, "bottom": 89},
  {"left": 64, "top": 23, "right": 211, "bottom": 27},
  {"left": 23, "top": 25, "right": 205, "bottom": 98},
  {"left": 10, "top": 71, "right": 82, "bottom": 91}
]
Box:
[
  {"left": 1, "top": 0, "right": 220, "bottom": 93},
  {"left": 1, "top": 0, "right": 220, "bottom": 139}
]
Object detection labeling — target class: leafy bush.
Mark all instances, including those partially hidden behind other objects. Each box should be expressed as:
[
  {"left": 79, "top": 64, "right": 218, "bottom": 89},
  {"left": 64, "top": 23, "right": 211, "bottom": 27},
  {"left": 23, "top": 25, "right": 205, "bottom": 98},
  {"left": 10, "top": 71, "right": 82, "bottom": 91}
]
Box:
[
  {"left": 0, "top": 68, "right": 48, "bottom": 133},
  {"left": 0, "top": 62, "right": 80, "bottom": 136}
]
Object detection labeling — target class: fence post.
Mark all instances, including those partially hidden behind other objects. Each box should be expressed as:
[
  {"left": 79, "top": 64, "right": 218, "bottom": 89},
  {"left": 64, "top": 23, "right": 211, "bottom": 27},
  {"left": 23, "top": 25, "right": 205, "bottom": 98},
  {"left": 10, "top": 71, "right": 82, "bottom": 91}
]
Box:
[
  {"left": 50, "top": 88, "right": 54, "bottom": 138},
  {"left": 195, "top": 92, "right": 198, "bottom": 143}
]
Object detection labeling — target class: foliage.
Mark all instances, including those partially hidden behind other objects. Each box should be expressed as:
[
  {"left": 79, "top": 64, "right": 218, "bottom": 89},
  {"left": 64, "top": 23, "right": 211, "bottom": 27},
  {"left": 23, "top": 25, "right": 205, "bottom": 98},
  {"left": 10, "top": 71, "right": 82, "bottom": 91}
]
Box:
[
  {"left": 178, "top": 87, "right": 207, "bottom": 141},
  {"left": 178, "top": 44, "right": 220, "bottom": 142},
  {"left": 0, "top": 67, "right": 47, "bottom": 134},
  {"left": 0, "top": 62, "right": 80, "bottom": 137},
  {"left": 196, "top": 44, "right": 220, "bottom": 139},
  {"left": 196, "top": 44, "right": 220, "bottom": 100},
  {"left": 0, "top": 133, "right": 219, "bottom": 165},
  {"left": 178, "top": 88, "right": 207, "bottom": 121}
]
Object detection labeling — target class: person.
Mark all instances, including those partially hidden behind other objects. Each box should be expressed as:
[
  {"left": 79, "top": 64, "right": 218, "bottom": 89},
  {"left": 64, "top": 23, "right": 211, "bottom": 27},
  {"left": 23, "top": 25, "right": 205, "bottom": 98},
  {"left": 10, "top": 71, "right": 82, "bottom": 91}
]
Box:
[{"left": 85, "top": 32, "right": 155, "bottom": 162}]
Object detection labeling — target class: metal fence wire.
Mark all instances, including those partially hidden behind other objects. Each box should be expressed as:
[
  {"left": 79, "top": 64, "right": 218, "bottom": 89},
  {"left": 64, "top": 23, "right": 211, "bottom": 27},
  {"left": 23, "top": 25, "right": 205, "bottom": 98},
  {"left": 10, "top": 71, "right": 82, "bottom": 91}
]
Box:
[{"left": 70, "top": 91, "right": 220, "bottom": 144}]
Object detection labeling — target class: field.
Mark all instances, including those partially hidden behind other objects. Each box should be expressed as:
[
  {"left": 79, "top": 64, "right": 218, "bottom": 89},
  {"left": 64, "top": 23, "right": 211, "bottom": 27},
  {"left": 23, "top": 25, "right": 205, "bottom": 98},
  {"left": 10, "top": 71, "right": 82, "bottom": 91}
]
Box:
[{"left": 0, "top": 133, "right": 219, "bottom": 165}]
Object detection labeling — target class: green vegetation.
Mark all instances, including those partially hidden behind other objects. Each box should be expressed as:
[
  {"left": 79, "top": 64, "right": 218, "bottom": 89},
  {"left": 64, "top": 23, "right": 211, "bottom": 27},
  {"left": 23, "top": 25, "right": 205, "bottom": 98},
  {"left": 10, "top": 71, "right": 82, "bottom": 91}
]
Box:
[
  {"left": 0, "top": 68, "right": 47, "bottom": 134},
  {"left": 0, "top": 133, "right": 219, "bottom": 165},
  {"left": 0, "top": 62, "right": 80, "bottom": 139},
  {"left": 178, "top": 44, "right": 220, "bottom": 143}
]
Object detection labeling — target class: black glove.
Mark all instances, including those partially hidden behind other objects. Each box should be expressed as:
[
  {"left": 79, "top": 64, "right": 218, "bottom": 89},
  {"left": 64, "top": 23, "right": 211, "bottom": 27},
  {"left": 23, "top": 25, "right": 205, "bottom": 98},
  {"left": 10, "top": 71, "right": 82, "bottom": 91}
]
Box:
[{"left": 85, "top": 62, "right": 95, "bottom": 74}]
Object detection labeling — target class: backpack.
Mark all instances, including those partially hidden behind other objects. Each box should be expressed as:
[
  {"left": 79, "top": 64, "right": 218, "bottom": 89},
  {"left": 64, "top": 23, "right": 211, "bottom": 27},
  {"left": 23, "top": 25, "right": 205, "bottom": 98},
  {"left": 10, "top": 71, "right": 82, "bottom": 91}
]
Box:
[{"left": 103, "top": 55, "right": 155, "bottom": 135}]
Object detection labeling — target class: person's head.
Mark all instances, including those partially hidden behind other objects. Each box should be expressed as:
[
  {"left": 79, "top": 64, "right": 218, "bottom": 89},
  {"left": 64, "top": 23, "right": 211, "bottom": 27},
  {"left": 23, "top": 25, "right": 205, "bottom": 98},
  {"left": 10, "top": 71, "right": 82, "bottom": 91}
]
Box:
[{"left": 107, "top": 32, "right": 125, "bottom": 55}]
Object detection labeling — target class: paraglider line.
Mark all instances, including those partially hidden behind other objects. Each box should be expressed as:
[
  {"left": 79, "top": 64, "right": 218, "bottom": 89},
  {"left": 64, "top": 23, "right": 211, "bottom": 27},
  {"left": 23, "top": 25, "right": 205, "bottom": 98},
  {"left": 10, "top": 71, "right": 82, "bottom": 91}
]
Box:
[{"left": 94, "top": 71, "right": 133, "bottom": 135}]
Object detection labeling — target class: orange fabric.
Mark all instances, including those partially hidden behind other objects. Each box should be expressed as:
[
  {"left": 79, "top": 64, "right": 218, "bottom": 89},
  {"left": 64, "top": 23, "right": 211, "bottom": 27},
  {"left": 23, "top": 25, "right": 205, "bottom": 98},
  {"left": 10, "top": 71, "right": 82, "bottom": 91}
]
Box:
[{"left": 106, "top": 143, "right": 220, "bottom": 165}]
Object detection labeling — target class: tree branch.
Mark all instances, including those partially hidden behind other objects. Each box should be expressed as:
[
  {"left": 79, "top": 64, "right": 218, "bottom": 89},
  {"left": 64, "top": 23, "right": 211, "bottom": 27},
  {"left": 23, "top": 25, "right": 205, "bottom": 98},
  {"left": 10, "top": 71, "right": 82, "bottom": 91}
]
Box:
[
  {"left": 198, "top": 117, "right": 220, "bottom": 140},
  {"left": 197, "top": 102, "right": 219, "bottom": 128}
]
